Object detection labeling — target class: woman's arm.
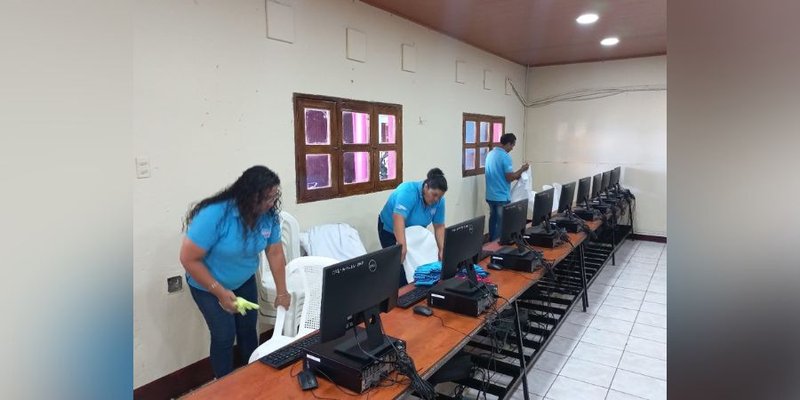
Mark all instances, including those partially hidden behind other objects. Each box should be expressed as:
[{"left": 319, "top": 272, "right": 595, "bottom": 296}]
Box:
[
  {"left": 265, "top": 242, "right": 291, "bottom": 309},
  {"left": 392, "top": 213, "right": 408, "bottom": 262},
  {"left": 179, "top": 237, "right": 237, "bottom": 312},
  {"left": 433, "top": 223, "right": 445, "bottom": 261}
]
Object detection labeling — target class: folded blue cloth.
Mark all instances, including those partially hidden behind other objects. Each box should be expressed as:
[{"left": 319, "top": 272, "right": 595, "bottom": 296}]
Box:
[{"left": 413, "top": 261, "right": 488, "bottom": 286}]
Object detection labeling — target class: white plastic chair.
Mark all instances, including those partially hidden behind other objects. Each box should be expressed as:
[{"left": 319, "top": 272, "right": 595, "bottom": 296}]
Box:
[
  {"left": 403, "top": 226, "right": 438, "bottom": 284},
  {"left": 249, "top": 256, "right": 337, "bottom": 364},
  {"left": 257, "top": 211, "right": 302, "bottom": 334}
]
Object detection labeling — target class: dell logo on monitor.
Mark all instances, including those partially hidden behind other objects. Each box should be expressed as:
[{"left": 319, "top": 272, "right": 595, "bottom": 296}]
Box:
[{"left": 368, "top": 259, "right": 377, "bottom": 272}]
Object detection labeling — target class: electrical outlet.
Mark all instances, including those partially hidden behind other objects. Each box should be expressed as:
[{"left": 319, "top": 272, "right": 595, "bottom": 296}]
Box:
[
  {"left": 135, "top": 157, "right": 151, "bottom": 179},
  {"left": 167, "top": 275, "right": 183, "bottom": 293}
]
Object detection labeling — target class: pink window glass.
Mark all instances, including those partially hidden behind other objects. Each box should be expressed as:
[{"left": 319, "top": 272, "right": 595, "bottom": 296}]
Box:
[
  {"left": 479, "top": 122, "right": 489, "bottom": 142},
  {"left": 379, "top": 114, "right": 396, "bottom": 144},
  {"left": 492, "top": 123, "right": 503, "bottom": 142},
  {"left": 379, "top": 151, "right": 397, "bottom": 181},
  {"left": 342, "top": 111, "right": 370, "bottom": 144},
  {"left": 465, "top": 149, "right": 476, "bottom": 170},
  {"left": 306, "top": 154, "right": 331, "bottom": 189},
  {"left": 343, "top": 152, "right": 370, "bottom": 184},
  {"left": 465, "top": 121, "right": 476, "bottom": 144},
  {"left": 304, "top": 108, "right": 330, "bottom": 145}
]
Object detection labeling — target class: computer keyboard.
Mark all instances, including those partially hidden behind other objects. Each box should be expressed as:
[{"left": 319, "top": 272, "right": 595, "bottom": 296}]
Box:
[
  {"left": 259, "top": 331, "right": 321, "bottom": 369},
  {"left": 397, "top": 285, "right": 432, "bottom": 308}
]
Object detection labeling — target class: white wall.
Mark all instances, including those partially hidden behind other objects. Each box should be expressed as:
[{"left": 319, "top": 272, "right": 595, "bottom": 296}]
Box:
[
  {"left": 133, "top": 0, "right": 526, "bottom": 388},
  {"left": 524, "top": 56, "right": 667, "bottom": 236}
]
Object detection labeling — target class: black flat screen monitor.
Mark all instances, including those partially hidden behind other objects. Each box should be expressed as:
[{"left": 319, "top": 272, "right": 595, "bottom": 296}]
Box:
[
  {"left": 557, "top": 182, "right": 577, "bottom": 214},
  {"left": 601, "top": 171, "right": 611, "bottom": 193},
  {"left": 532, "top": 188, "right": 554, "bottom": 227},
  {"left": 441, "top": 216, "right": 486, "bottom": 281},
  {"left": 499, "top": 199, "right": 528, "bottom": 245},
  {"left": 319, "top": 245, "right": 402, "bottom": 360},
  {"left": 610, "top": 167, "right": 621, "bottom": 187},
  {"left": 591, "top": 174, "right": 602, "bottom": 199},
  {"left": 577, "top": 177, "right": 591, "bottom": 206}
]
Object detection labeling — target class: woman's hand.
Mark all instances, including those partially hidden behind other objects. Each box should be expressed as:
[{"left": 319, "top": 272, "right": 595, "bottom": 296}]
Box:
[
  {"left": 217, "top": 289, "right": 238, "bottom": 314},
  {"left": 274, "top": 292, "right": 291, "bottom": 309}
]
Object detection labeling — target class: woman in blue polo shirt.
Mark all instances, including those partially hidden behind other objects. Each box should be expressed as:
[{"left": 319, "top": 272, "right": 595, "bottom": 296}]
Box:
[
  {"left": 179, "top": 165, "right": 290, "bottom": 378},
  {"left": 378, "top": 168, "right": 448, "bottom": 286}
]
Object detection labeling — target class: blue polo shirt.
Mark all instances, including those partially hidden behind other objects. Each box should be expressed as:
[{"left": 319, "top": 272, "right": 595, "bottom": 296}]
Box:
[
  {"left": 379, "top": 181, "right": 445, "bottom": 233},
  {"left": 485, "top": 147, "right": 514, "bottom": 202},
  {"left": 186, "top": 200, "right": 281, "bottom": 291}
]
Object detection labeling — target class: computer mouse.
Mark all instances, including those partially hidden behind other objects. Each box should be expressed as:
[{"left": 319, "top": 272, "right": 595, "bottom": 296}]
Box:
[
  {"left": 297, "top": 369, "right": 318, "bottom": 391},
  {"left": 412, "top": 305, "right": 433, "bottom": 317}
]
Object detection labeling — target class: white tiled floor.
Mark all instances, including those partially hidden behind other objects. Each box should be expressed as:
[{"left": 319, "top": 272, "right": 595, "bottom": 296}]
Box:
[{"left": 517, "top": 239, "right": 667, "bottom": 400}]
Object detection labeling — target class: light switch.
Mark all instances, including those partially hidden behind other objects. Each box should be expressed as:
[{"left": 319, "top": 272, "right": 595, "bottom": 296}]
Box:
[{"left": 136, "top": 157, "right": 151, "bottom": 179}]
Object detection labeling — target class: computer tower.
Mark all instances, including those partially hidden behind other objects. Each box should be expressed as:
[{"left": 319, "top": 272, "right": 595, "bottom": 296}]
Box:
[
  {"left": 428, "top": 278, "right": 494, "bottom": 317},
  {"left": 490, "top": 247, "right": 541, "bottom": 272},
  {"left": 523, "top": 226, "right": 561, "bottom": 248}
]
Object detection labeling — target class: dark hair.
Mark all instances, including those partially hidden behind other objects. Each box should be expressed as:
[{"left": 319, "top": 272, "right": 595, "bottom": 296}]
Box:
[
  {"left": 500, "top": 133, "right": 517, "bottom": 145},
  {"left": 183, "top": 165, "right": 281, "bottom": 233},
  {"left": 424, "top": 168, "right": 448, "bottom": 192}
]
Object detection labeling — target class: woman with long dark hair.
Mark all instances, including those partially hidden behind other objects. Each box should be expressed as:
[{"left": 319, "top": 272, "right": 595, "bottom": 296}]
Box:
[
  {"left": 378, "top": 168, "right": 448, "bottom": 286},
  {"left": 179, "top": 165, "right": 290, "bottom": 378}
]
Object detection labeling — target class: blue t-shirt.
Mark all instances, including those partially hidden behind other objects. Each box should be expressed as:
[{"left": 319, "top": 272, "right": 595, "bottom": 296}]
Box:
[
  {"left": 186, "top": 200, "right": 281, "bottom": 291},
  {"left": 485, "top": 147, "right": 514, "bottom": 201},
  {"left": 379, "top": 181, "right": 445, "bottom": 234}
]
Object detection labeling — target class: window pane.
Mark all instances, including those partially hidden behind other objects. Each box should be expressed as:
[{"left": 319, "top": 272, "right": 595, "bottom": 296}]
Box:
[
  {"left": 379, "top": 151, "right": 397, "bottom": 181},
  {"left": 343, "top": 152, "right": 370, "bottom": 184},
  {"left": 479, "top": 122, "right": 489, "bottom": 142},
  {"left": 492, "top": 122, "right": 503, "bottom": 142},
  {"left": 464, "top": 148, "right": 476, "bottom": 170},
  {"left": 465, "top": 121, "right": 476, "bottom": 144},
  {"left": 306, "top": 154, "right": 331, "bottom": 189},
  {"left": 304, "top": 108, "right": 330, "bottom": 145},
  {"left": 379, "top": 114, "right": 396, "bottom": 144},
  {"left": 342, "top": 111, "right": 370, "bottom": 144},
  {"left": 479, "top": 147, "right": 489, "bottom": 167}
]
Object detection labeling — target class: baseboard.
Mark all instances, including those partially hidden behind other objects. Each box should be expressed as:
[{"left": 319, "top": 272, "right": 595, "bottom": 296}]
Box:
[
  {"left": 134, "top": 329, "right": 273, "bottom": 400},
  {"left": 630, "top": 234, "right": 667, "bottom": 243}
]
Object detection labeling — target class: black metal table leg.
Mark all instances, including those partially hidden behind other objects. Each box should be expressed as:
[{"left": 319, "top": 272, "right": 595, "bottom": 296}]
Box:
[
  {"left": 611, "top": 213, "right": 617, "bottom": 266},
  {"left": 513, "top": 301, "right": 531, "bottom": 400},
  {"left": 579, "top": 243, "right": 589, "bottom": 311}
]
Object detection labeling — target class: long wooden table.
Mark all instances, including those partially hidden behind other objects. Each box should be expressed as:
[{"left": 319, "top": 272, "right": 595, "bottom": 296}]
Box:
[{"left": 184, "top": 219, "right": 603, "bottom": 400}]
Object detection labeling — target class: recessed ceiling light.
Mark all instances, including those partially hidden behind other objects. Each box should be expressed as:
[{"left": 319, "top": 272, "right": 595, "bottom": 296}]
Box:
[
  {"left": 576, "top": 13, "right": 599, "bottom": 24},
  {"left": 601, "top": 37, "right": 620, "bottom": 46}
]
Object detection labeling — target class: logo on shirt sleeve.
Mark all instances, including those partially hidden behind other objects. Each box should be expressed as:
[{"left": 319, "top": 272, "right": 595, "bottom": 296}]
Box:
[
  {"left": 261, "top": 229, "right": 272, "bottom": 239},
  {"left": 395, "top": 204, "right": 408, "bottom": 212}
]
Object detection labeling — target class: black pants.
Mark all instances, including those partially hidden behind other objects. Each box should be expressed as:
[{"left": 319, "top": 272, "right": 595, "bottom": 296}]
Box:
[{"left": 377, "top": 216, "right": 408, "bottom": 287}]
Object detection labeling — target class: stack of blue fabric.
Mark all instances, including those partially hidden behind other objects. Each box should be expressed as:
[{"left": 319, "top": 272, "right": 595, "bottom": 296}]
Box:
[{"left": 413, "top": 261, "right": 489, "bottom": 286}]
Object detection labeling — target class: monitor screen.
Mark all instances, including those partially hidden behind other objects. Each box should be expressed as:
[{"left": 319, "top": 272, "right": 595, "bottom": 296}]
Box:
[
  {"left": 601, "top": 171, "right": 611, "bottom": 192},
  {"left": 610, "top": 166, "right": 621, "bottom": 187},
  {"left": 558, "top": 181, "right": 576, "bottom": 213},
  {"left": 441, "top": 216, "right": 485, "bottom": 281},
  {"left": 591, "top": 174, "right": 602, "bottom": 199},
  {"left": 499, "top": 199, "right": 528, "bottom": 245},
  {"left": 319, "top": 245, "right": 402, "bottom": 344},
  {"left": 532, "top": 188, "right": 554, "bottom": 226},
  {"left": 577, "top": 177, "right": 591, "bottom": 205}
]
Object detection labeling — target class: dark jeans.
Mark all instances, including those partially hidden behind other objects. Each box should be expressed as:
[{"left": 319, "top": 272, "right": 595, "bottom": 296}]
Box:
[
  {"left": 377, "top": 216, "right": 407, "bottom": 287},
  {"left": 487, "top": 200, "right": 510, "bottom": 242},
  {"left": 190, "top": 275, "right": 259, "bottom": 378}
]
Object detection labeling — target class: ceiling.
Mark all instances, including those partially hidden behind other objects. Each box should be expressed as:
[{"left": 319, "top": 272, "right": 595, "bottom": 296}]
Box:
[{"left": 360, "top": 0, "right": 666, "bottom": 66}]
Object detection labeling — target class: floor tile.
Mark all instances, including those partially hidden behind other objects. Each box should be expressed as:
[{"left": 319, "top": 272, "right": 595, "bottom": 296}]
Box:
[
  {"left": 618, "top": 351, "right": 667, "bottom": 380},
  {"left": 589, "top": 315, "right": 635, "bottom": 335},
  {"left": 647, "top": 282, "right": 666, "bottom": 294},
  {"left": 533, "top": 351, "right": 570, "bottom": 374},
  {"left": 625, "top": 337, "right": 666, "bottom": 360},
  {"left": 525, "top": 368, "right": 558, "bottom": 396},
  {"left": 643, "top": 292, "right": 666, "bottom": 305},
  {"left": 609, "top": 287, "right": 646, "bottom": 301},
  {"left": 630, "top": 323, "right": 666, "bottom": 343},
  {"left": 569, "top": 341, "right": 623, "bottom": 368},
  {"left": 559, "top": 357, "right": 616, "bottom": 387},
  {"left": 510, "top": 388, "right": 543, "bottom": 400},
  {"left": 629, "top": 255, "right": 659, "bottom": 265},
  {"left": 555, "top": 321, "right": 587, "bottom": 340},
  {"left": 618, "top": 270, "right": 654, "bottom": 281},
  {"left": 602, "top": 294, "right": 643, "bottom": 311},
  {"left": 581, "top": 327, "right": 629, "bottom": 350},
  {"left": 635, "top": 311, "right": 666, "bottom": 329},
  {"left": 606, "top": 389, "right": 648, "bottom": 400},
  {"left": 564, "top": 310, "right": 595, "bottom": 327},
  {"left": 588, "top": 282, "right": 613, "bottom": 295},
  {"left": 545, "top": 375, "right": 608, "bottom": 400},
  {"left": 545, "top": 336, "right": 579, "bottom": 356},
  {"left": 614, "top": 278, "right": 651, "bottom": 291},
  {"left": 639, "top": 301, "right": 666, "bottom": 316},
  {"left": 611, "top": 370, "right": 666, "bottom": 400},
  {"left": 596, "top": 304, "right": 639, "bottom": 322}
]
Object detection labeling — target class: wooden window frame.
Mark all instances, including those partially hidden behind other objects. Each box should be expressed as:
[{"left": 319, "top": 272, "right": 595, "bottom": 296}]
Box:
[
  {"left": 294, "top": 93, "right": 403, "bottom": 203},
  {"left": 462, "top": 113, "right": 505, "bottom": 177}
]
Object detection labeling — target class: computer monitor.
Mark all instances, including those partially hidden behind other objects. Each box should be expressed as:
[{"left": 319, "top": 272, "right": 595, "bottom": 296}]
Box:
[
  {"left": 601, "top": 171, "right": 611, "bottom": 193},
  {"left": 591, "top": 173, "right": 602, "bottom": 199},
  {"left": 499, "top": 199, "right": 528, "bottom": 245},
  {"left": 576, "top": 177, "right": 591, "bottom": 208},
  {"left": 557, "top": 182, "right": 577, "bottom": 214},
  {"left": 440, "top": 216, "right": 486, "bottom": 293},
  {"left": 610, "top": 166, "right": 621, "bottom": 188},
  {"left": 532, "top": 188, "right": 554, "bottom": 228},
  {"left": 319, "top": 245, "right": 402, "bottom": 360}
]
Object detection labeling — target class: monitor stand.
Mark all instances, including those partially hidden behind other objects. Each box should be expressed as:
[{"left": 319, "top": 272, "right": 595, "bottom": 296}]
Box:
[{"left": 333, "top": 307, "right": 392, "bottom": 362}]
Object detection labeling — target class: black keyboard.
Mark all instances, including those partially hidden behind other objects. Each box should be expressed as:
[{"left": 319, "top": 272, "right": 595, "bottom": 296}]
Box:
[
  {"left": 259, "top": 331, "right": 321, "bottom": 369},
  {"left": 397, "top": 286, "right": 432, "bottom": 308}
]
